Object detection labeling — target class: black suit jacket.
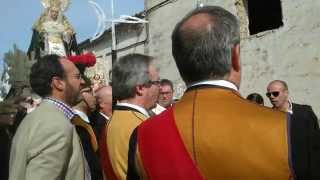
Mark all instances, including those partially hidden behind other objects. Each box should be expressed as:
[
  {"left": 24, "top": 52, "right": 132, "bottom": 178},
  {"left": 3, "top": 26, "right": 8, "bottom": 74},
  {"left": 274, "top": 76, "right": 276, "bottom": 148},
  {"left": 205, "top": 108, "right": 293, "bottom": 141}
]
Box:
[
  {"left": 290, "top": 103, "right": 320, "bottom": 180},
  {"left": 90, "top": 111, "right": 108, "bottom": 140},
  {"left": 73, "top": 116, "right": 103, "bottom": 180}
]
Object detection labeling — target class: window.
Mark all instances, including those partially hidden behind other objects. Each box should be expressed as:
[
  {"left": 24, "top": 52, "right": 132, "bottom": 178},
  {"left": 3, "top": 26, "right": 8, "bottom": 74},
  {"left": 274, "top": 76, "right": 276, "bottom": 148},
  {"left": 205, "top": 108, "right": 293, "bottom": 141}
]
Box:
[{"left": 247, "top": 0, "right": 283, "bottom": 35}]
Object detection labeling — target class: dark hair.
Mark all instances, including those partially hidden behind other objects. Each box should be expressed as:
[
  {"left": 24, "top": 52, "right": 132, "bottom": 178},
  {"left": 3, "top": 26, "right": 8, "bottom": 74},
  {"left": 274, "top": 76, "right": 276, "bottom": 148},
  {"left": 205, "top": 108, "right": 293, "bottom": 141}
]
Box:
[
  {"left": 160, "top": 79, "right": 173, "bottom": 90},
  {"left": 246, "top": 93, "right": 264, "bottom": 105},
  {"left": 171, "top": 6, "right": 240, "bottom": 84},
  {"left": 29, "top": 54, "right": 65, "bottom": 97},
  {"left": 112, "top": 53, "right": 153, "bottom": 101}
]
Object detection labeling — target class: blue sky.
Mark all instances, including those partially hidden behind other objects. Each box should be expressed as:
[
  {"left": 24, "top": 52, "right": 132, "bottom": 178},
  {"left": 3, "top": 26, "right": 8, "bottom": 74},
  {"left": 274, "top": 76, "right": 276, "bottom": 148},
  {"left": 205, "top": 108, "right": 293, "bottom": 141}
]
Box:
[{"left": 0, "top": 0, "right": 144, "bottom": 72}]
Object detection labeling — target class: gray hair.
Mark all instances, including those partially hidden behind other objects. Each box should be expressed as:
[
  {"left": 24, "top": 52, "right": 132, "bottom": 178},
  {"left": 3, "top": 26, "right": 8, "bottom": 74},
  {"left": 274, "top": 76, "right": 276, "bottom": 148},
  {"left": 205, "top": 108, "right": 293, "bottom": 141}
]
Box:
[
  {"left": 112, "top": 54, "right": 153, "bottom": 101},
  {"left": 172, "top": 6, "right": 240, "bottom": 84}
]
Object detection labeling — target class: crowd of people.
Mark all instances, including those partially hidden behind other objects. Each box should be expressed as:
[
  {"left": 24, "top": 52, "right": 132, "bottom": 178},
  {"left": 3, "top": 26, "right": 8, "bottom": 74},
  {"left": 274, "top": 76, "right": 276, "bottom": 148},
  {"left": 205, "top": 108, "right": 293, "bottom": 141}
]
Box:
[{"left": 1, "top": 5, "right": 319, "bottom": 180}]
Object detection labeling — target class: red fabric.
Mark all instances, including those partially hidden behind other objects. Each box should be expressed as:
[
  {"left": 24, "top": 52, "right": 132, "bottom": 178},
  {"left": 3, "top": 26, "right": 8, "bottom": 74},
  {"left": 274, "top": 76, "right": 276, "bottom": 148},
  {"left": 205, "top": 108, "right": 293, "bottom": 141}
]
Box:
[
  {"left": 99, "top": 126, "right": 118, "bottom": 180},
  {"left": 68, "top": 52, "right": 96, "bottom": 67},
  {"left": 137, "top": 107, "right": 203, "bottom": 180}
]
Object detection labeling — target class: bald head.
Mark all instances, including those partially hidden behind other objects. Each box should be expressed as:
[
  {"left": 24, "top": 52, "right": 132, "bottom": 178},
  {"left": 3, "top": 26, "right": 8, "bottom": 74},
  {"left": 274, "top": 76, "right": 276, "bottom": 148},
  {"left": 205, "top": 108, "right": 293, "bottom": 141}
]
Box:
[
  {"left": 268, "top": 80, "right": 288, "bottom": 91},
  {"left": 171, "top": 6, "right": 240, "bottom": 85},
  {"left": 180, "top": 13, "right": 215, "bottom": 33},
  {"left": 266, "top": 80, "right": 289, "bottom": 111},
  {"left": 95, "top": 86, "right": 112, "bottom": 117}
]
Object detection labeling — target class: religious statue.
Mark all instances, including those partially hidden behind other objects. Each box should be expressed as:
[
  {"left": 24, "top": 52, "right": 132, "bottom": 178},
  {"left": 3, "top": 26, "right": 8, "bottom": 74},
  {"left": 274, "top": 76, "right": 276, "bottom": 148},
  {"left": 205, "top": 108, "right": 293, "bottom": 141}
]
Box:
[
  {"left": 91, "top": 74, "right": 104, "bottom": 92},
  {"left": 27, "top": 0, "right": 80, "bottom": 60}
]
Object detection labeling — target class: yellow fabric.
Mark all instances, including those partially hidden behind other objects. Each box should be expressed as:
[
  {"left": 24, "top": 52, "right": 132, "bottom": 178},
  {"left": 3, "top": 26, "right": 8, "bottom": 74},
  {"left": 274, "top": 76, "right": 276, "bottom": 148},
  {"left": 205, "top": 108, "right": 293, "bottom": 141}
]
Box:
[
  {"left": 71, "top": 116, "right": 98, "bottom": 152},
  {"left": 174, "top": 88, "right": 291, "bottom": 179},
  {"left": 107, "top": 110, "right": 147, "bottom": 180}
]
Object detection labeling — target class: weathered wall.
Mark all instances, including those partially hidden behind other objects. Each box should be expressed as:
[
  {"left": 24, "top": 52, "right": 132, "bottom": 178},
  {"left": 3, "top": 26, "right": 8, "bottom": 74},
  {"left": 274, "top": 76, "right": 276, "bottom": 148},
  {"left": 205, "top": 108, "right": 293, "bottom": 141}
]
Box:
[
  {"left": 82, "top": 37, "right": 112, "bottom": 84},
  {"left": 80, "top": 23, "right": 147, "bottom": 84},
  {"left": 144, "top": 0, "right": 320, "bottom": 117}
]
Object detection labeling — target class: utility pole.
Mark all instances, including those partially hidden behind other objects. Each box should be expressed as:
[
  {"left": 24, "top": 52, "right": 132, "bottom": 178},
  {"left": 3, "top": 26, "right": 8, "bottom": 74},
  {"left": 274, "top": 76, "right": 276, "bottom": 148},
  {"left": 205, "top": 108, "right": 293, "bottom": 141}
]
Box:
[
  {"left": 90, "top": 0, "right": 148, "bottom": 63},
  {"left": 111, "top": 0, "right": 117, "bottom": 63}
]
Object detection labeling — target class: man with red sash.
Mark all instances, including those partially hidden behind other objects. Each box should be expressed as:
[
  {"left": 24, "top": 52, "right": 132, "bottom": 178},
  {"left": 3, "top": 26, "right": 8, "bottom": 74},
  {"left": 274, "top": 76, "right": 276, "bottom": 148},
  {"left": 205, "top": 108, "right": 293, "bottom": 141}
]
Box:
[{"left": 127, "top": 6, "right": 320, "bottom": 180}]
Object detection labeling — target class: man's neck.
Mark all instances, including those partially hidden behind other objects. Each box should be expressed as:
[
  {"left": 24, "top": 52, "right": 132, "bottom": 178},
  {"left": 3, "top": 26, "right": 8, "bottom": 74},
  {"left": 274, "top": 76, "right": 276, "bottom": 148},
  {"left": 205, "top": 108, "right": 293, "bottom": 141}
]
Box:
[
  {"left": 119, "top": 99, "right": 146, "bottom": 110},
  {"left": 187, "top": 79, "right": 238, "bottom": 91},
  {"left": 73, "top": 102, "right": 90, "bottom": 115},
  {"left": 117, "top": 101, "right": 150, "bottom": 118},
  {"left": 159, "top": 103, "right": 171, "bottom": 109},
  {"left": 49, "top": 93, "right": 70, "bottom": 106},
  {"left": 276, "top": 101, "right": 290, "bottom": 112}
]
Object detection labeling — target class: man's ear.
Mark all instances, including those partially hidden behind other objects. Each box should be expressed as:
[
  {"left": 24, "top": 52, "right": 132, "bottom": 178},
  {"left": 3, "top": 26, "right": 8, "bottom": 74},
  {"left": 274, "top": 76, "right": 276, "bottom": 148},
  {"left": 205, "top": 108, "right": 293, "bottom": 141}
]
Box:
[
  {"left": 228, "top": 43, "right": 241, "bottom": 89},
  {"left": 135, "top": 85, "right": 144, "bottom": 96},
  {"left": 284, "top": 90, "right": 289, "bottom": 99},
  {"left": 99, "top": 102, "right": 105, "bottom": 109},
  {"left": 51, "top": 77, "right": 65, "bottom": 91},
  {"left": 231, "top": 43, "right": 240, "bottom": 72}
]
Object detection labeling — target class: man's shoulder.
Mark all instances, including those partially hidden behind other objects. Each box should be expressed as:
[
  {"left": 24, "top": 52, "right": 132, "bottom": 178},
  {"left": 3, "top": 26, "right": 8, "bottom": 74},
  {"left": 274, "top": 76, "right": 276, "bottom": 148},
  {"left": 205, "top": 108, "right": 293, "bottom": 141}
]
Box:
[
  {"left": 112, "top": 109, "right": 147, "bottom": 121},
  {"left": 12, "top": 102, "right": 74, "bottom": 151},
  {"left": 292, "top": 103, "right": 314, "bottom": 115},
  {"left": 292, "top": 103, "right": 312, "bottom": 109},
  {"left": 18, "top": 101, "right": 72, "bottom": 133},
  {"left": 27, "top": 102, "right": 66, "bottom": 120},
  {"left": 96, "top": 111, "right": 108, "bottom": 121},
  {"left": 108, "top": 109, "right": 147, "bottom": 136},
  {"left": 140, "top": 108, "right": 173, "bottom": 129}
]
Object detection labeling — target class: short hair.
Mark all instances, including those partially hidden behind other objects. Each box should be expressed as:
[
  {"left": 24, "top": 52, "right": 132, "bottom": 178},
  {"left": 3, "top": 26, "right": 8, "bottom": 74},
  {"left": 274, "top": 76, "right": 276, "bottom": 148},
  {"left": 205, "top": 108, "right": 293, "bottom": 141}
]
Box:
[
  {"left": 112, "top": 53, "right": 153, "bottom": 101},
  {"left": 29, "top": 54, "right": 65, "bottom": 97},
  {"left": 172, "top": 6, "right": 240, "bottom": 84},
  {"left": 160, "top": 79, "right": 173, "bottom": 91},
  {"left": 95, "top": 85, "right": 112, "bottom": 104},
  {"left": 246, "top": 93, "right": 264, "bottom": 105},
  {"left": 270, "top": 80, "right": 288, "bottom": 91}
]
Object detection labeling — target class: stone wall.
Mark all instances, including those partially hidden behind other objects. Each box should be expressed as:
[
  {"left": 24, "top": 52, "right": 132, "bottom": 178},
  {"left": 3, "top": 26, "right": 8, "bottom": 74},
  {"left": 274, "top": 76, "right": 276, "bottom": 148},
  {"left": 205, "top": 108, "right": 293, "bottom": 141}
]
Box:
[
  {"left": 79, "top": 23, "right": 147, "bottom": 84},
  {"left": 144, "top": 0, "right": 320, "bottom": 117}
]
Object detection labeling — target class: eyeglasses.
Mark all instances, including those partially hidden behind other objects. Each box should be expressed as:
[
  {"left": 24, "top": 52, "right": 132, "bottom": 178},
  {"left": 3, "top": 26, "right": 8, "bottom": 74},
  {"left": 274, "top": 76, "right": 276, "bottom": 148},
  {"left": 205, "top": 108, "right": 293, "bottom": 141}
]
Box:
[
  {"left": 266, "top": 91, "right": 280, "bottom": 98},
  {"left": 71, "top": 73, "right": 82, "bottom": 80},
  {"left": 148, "top": 80, "right": 161, "bottom": 86},
  {"left": 160, "top": 91, "right": 173, "bottom": 95},
  {"left": 52, "top": 73, "right": 82, "bottom": 81}
]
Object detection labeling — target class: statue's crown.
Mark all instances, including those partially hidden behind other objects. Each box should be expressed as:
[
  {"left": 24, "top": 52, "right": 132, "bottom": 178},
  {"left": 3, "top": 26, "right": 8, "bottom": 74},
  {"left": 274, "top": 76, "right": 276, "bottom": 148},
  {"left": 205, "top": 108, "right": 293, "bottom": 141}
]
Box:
[{"left": 41, "top": 0, "right": 69, "bottom": 12}]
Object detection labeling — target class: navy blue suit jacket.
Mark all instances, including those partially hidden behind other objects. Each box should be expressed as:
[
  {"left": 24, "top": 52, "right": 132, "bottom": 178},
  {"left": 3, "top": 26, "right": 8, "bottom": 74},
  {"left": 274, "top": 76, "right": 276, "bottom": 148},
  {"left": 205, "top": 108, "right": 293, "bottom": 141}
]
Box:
[{"left": 290, "top": 103, "right": 320, "bottom": 180}]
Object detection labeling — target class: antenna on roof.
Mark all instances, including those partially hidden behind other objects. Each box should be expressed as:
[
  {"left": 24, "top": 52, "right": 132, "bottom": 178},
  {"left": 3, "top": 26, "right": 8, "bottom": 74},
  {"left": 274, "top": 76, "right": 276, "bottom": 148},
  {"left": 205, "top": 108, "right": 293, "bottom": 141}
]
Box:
[{"left": 89, "top": 0, "right": 148, "bottom": 62}]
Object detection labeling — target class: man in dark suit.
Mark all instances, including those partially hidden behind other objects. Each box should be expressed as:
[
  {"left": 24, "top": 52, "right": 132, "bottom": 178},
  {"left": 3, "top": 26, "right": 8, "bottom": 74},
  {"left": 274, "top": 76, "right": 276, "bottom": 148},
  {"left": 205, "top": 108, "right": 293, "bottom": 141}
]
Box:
[
  {"left": 267, "top": 80, "right": 320, "bottom": 179},
  {"left": 73, "top": 86, "right": 103, "bottom": 180},
  {"left": 266, "top": 80, "right": 318, "bottom": 125},
  {"left": 90, "top": 85, "right": 112, "bottom": 139}
]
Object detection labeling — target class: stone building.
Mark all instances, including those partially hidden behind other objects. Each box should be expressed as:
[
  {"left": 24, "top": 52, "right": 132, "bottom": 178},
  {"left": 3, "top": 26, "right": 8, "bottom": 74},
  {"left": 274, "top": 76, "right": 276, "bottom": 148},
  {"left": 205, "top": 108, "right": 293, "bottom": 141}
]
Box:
[
  {"left": 78, "top": 12, "right": 147, "bottom": 85},
  {"left": 80, "top": 0, "right": 320, "bottom": 117}
]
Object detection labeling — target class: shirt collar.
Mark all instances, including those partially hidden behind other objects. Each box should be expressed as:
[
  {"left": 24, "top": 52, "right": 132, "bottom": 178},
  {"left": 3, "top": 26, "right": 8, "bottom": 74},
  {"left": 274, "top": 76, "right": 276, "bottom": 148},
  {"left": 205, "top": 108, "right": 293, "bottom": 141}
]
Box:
[
  {"left": 188, "top": 80, "right": 238, "bottom": 91},
  {"left": 151, "top": 103, "right": 166, "bottom": 115},
  {"left": 99, "top": 112, "right": 110, "bottom": 120},
  {"left": 44, "top": 97, "right": 75, "bottom": 120},
  {"left": 74, "top": 109, "right": 90, "bottom": 123},
  {"left": 287, "top": 100, "right": 293, "bottom": 114},
  {"left": 116, "top": 102, "right": 150, "bottom": 118}
]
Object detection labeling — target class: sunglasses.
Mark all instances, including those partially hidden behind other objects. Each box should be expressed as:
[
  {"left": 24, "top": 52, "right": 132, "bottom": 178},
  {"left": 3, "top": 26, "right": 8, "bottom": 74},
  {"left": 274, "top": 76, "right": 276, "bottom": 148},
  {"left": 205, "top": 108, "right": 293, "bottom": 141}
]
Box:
[{"left": 266, "top": 91, "right": 280, "bottom": 98}]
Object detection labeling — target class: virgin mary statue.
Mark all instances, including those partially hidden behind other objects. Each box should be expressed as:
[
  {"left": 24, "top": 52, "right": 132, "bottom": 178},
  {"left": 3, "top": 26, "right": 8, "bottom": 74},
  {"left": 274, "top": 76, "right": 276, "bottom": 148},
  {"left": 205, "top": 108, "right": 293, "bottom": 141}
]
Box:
[{"left": 27, "top": 0, "right": 80, "bottom": 60}]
